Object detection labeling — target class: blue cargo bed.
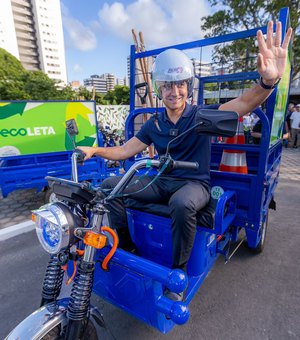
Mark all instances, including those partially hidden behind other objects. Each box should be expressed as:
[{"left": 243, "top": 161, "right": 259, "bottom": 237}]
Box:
[{"left": 0, "top": 151, "right": 119, "bottom": 197}]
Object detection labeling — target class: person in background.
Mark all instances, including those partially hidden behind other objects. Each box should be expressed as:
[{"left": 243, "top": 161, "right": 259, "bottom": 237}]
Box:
[
  {"left": 251, "top": 119, "right": 262, "bottom": 144},
  {"left": 285, "top": 103, "right": 295, "bottom": 146},
  {"left": 251, "top": 118, "right": 290, "bottom": 146},
  {"left": 290, "top": 104, "right": 300, "bottom": 148},
  {"left": 243, "top": 112, "right": 253, "bottom": 143},
  {"left": 251, "top": 112, "right": 260, "bottom": 126}
]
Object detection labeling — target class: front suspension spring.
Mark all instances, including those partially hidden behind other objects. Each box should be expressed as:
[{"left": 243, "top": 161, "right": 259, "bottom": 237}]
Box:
[
  {"left": 41, "top": 255, "right": 64, "bottom": 304},
  {"left": 67, "top": 260, "right": 95, "bottom": 321}
]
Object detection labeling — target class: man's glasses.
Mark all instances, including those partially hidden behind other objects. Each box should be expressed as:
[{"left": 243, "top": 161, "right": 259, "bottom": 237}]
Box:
[{"left": 158, "top": 80, "right": 187, "bottom": 91}]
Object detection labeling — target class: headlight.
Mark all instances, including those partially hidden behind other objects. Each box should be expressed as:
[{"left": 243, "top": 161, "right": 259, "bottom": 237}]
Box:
[{"left": 33, "top": 202, "right": 81, "bottom": 254}]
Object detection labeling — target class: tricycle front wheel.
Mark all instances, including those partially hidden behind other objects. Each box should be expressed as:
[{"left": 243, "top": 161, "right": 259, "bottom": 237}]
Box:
[
  {"left": 248, "top": 210, "right": 268, "bottom": 254},
  {"left": 41, "top": 319, "right": 98, "bottom": 340}
]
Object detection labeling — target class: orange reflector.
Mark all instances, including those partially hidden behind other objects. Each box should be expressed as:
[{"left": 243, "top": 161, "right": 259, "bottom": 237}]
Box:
[
  {"left": 83, "top": 231, "right": 107, "bottom": 249},
  {"left": 31, "top": 213, "right": 36, "bottom": 222}
]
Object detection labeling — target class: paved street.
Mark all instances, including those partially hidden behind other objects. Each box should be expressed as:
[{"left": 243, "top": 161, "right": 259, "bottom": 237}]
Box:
[
  {"left": 0, "top": 148, "right": 299, "bottom": 230},
  {"left": 0, "top": 147, "right": 299, "bottom": 339},
  {"left": 0, "top": 188, "right": 45, "bottom": 229},
  {"left": 278, "top": 147, "right": 300, "bottom": 182},
  {"left": 1, "top": 173, "right": 300, "bottom": 339}
]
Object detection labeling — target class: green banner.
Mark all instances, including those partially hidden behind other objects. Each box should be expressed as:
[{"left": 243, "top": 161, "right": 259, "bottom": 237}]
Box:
[
  {"left": 0, "top": 101, "right": 98, "bottom": 157},
  {"left": 270, "top": 51, "right": 291, "bottom": 145}
]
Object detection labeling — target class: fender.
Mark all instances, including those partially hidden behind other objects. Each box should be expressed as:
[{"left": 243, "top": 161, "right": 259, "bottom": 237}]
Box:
[{"left": 5, "top": 298, "right": 103, "bottom": 340}]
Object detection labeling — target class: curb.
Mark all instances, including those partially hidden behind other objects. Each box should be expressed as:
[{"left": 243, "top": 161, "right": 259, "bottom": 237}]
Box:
[{"left": 0, "top": 220, "right": 35, "bottom": 242}]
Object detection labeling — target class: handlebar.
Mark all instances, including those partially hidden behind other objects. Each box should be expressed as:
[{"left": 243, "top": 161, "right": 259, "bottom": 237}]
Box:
[
  {"left": 172, "top": 160, "right": 199, "bottom": 170},
  {"left": 105, "top": 157, "right": 199, "bottom": 201},
  {"left": 158, "top": 156, "right": 199, "bottom": 173},
  {"left": 71, "top": 148, "right": 86, "bottom": 182},
  {"left": 74, "top": 148, "right": 85, "bottom": 165},
  {"left": 70, "top": 148, "right": 198, "bottom": 199}
]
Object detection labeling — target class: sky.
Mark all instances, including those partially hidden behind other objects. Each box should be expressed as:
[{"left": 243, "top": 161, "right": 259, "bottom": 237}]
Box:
[{"left": 61, "top": 0, "right": 214, "bottom": 83}]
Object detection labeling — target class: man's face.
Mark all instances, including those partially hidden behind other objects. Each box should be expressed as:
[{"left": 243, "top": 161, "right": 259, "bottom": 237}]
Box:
[
  {"left": 296, "top": 105, "right": 300, "bottom": 112},
  {"left": 288, "top": 103, "right": 294, "bottom": 111},
  {"left": 160, "top": 80, "right": 188, "bottom": 112}
]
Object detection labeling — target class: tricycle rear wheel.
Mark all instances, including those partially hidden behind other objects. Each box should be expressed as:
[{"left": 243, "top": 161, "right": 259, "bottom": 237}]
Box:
[{"left": 249, "top": 210, "right": 268, "bottom": 254}]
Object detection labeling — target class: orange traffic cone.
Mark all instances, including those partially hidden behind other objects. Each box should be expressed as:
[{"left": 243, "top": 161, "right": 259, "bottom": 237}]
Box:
[{"left": 219, "top": 116, "right": 248, "bottom": 174}]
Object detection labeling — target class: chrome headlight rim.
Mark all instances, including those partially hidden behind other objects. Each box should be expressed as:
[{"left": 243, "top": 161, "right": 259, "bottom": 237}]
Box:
[{"left": 34, "top": 202, "right": 73, "bottom": 254}]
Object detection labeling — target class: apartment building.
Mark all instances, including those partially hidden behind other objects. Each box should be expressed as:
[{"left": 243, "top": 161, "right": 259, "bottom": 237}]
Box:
[
  {"left": 116, "top": 77, "right": 128, "bottom": 86},
  {"left": 105, "top": 73, "right": 115, "bottom": 92},
  {"left": 84, "top": 75, "right": 107, "bottom": 94},
  {"left": 0, "top": 0, "right": 67, "bottom": 84},
  {"left": 84, "top": 73, "right": 119, "bottom": 94}
]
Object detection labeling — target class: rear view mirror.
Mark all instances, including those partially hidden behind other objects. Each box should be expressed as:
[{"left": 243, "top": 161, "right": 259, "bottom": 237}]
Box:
[
  {"left": 66, "top": 119, "right": 78, "bottom": 150},
  {"left": 194, "top": 109, "right": 238, "bottom": 137},
  {"left": 66, "top": 119, "right": 79, "bottom": 136}
]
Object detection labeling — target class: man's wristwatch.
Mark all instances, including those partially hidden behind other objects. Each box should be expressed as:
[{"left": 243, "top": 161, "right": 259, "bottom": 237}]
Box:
[{"left": 259, "top": 77, "right": 281, "bottom": 90}]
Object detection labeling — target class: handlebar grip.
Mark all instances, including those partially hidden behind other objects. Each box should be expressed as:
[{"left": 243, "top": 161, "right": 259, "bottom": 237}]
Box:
[
  {"left": 172, "top": 160, "right": 199, "bottom": 170},
  {"left": 74, "top": 148, "right": 85, "bottom": 165}
]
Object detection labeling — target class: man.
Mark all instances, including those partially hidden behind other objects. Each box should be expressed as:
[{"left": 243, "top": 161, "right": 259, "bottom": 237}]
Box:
[
  {"left": 286, "top": 103, "right": 295, "bottom": 146},
  {"left": 290, "top": 104, "right": 300, "bottom": 148},
  {"left": 251, "top": 119, "right": 262, "bottom": 144},
  {"left": 79, "top": 22, "right": 292, "bottom": 300},
  {"left": 243, "top": 112, "right": 253, "bottom": 143}
]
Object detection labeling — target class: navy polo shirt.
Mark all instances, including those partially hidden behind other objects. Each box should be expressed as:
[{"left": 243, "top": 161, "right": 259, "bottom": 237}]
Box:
[{"left": 136, "top": 103, "right": 212, "bottom": 186}]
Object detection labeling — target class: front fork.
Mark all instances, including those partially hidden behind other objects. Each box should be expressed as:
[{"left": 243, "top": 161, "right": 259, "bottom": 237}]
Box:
[
  {"left": 40, "top": 248, "right": 96, "bottom": 340},
  {"left": 65, "top": 211, "right": 106, "bottom": 338},
  {"left": 65, "top": 246, "right": 96, "bottom": 340},
  {"left": 40, "top": 211, "right": 104, "bottom": 339},
  {"left": 40, "top": 254, "right": 64, "bottom": 306},
  {"left": 40, "top": 248, "right": 96, "bottom": 338}
]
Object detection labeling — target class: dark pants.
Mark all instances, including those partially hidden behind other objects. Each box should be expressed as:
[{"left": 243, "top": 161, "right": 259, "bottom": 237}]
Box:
[{"left": 102, "top": 175, "right": 210, "bottom": 269}]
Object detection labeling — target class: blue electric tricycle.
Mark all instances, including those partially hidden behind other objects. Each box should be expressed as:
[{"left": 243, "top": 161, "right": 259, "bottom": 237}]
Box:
[{"left": 6, "top": 7, "right": 292, "bottom": 340}]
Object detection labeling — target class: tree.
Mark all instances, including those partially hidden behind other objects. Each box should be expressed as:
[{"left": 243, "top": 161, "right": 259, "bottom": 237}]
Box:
[
  {"left": 22, "top": 70, "right": 60, "bottom": 100},
  {"left": 0, "top": 48, "right": 79, "bottom": 100},
  {"left": 95, "top": 92, "right": 108, "bottom": 105},
  {"left": 0, "top": 48, "right": 26, "bottom": 80},
  {"left": 0, "top": 48, "right": 130, "bottom": 103},
  {"left": 104, "top": 85, "right": 130, "bottom": 105},
  {"left": 77, "top": 86, "right": 92, "bottom": 100},
  {"left": 201, "top": 1, "right": 299, "bottom": 79},
  {"left": 114, "top": 85, "right": 130, "bottom": 104},
  {"left": 104, "top": 90, "right": 117, "bottom": 105},
  {"left": 59, "top": 85, "right": 77, "bottom": 100},
  {"left": 0, "top": 48, "right": 28, "bottom": 99}
]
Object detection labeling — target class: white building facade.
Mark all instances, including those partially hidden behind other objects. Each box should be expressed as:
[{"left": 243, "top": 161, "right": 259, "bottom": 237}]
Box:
[
  {"left": 0, "top": 0, "right": 67, "bottom": 84},
  {"left": 84, "top": 73, "right": 123, "bottom": 94},
  {"left": 192, "top": 59, "right": 212, "bottom": 77}
]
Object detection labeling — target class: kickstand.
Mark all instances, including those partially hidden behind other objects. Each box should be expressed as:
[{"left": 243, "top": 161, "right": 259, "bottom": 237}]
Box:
[{"left": 225, "top": 237, "right": 245, "bottom": 264}]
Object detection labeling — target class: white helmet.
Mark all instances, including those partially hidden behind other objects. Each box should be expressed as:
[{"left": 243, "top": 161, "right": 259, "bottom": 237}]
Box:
[{"left": 152, "top": 48, "right": 195, "bottom": 99}]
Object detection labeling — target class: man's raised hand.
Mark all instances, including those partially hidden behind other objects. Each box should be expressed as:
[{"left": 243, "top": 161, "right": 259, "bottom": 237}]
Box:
[{"left": 257, "top": 21, "right": 293, "bottom": 86}]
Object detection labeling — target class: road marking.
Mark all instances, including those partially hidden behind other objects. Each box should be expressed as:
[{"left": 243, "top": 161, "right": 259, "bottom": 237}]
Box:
[{"left": 0, "top": 220, "right": 35, "bottom": 241}]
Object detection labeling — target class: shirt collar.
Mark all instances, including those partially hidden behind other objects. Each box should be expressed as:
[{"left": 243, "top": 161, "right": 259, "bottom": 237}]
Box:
[
  {"left": 162, "top": 102, "right": 192, "bottom": 122},
  {"left": 182, "top": 103, "right": 192, "bottom": 117}
]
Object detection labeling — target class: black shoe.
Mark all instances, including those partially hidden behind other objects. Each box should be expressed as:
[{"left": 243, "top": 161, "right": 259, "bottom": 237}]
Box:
[{"left": 164, "top": 288, "right": 184, "bottom": 302}]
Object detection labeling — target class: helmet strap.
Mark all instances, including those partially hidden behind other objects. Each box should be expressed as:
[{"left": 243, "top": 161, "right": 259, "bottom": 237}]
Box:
[
  {"left": 191, "top": 92, "right": 194, "bottom": 105},
  {"left": 154, "top": 97, "right": 161, "bottom": 131}
]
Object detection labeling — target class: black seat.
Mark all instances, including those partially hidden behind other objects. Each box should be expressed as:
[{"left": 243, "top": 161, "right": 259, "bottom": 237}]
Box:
[{"left": 124, "top": 197, "right": 217, "bottom": 230}]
